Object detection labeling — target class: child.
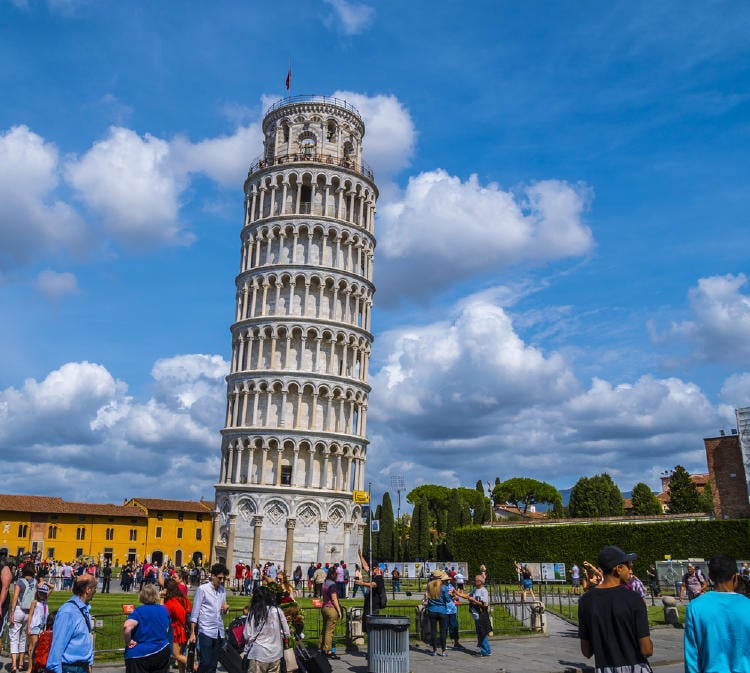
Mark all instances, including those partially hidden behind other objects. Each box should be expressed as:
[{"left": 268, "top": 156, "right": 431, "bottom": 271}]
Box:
[{"left": 27, "top": 584, "right": 50, "bottom": 673}]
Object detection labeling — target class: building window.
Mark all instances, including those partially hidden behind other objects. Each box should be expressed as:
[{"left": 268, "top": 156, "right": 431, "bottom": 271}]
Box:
[
  {"left": 129, "top": 529, "right": 138, "bottom": 541},
  {"left": 281, "top": 465, "right": 292, "bottom": 485},
  {"left": 76, "top": 527, "right": 86, "bottom": 540},
  {"left": 178, "top": 513, "right": 184, "bottom": 522},
  {"left": 105, "top": 528, "right": 114, "bottom": 541},
  {"left": 18, "top": 524, "right": 28, "bottom": 537},
  {"left": 157, "top": 511, "right": 164, "bottom": 521},
  {"left": 196, "top": 514, "right": 203, "bottom": 522},
  {"left": 75, "top": 548, "right": 83, "bottom": 558},
  {"left": 48, "top": 525, "right": 57, "bottom": 539},
  {"left": 47, "top": 548, "right": 55, "bottom": 559},
  {"left": 16, "top": 546, "right": 25, "bottom": 556},
  {"left": 50, "top": 515, "right": 58, "bottom": 521},
  {"left": 155, "top": 527, "right": 162, "bottom": 539},
  {"left": 196, "top": 528, "right": 202, "bottom": 541},
  {"left": 177, "top": 527, "right": 183, "bottom": 539},
  {"left": 78, "top": 515, "right": 86, "bottom": 523}
]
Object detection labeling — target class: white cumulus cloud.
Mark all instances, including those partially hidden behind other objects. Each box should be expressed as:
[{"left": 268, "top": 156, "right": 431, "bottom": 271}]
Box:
[
  {"left": 375, "top": 171, "right": 593, "bottom": 302},
  {"left": 65, "top": 127, "right": 190, "bottom": 248},
  {"left": 0, "top": 355, "right": 229, "bottom": 501},
  {"left": 0, "top": 125, "right": 86, "bottom": 273},
  {"left": 664, "top": 273, "right": 750, "bottom": 364}
]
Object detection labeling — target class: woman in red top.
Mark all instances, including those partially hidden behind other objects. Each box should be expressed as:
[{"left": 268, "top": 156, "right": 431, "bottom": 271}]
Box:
[{"left": 163, "top": 578, "right": 191, "bottom": 673}]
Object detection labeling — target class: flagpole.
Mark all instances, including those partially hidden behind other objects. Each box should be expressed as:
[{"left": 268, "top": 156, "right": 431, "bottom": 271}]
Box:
[{"left": 368, "top": 480, "right": 373, "bottom": 618}]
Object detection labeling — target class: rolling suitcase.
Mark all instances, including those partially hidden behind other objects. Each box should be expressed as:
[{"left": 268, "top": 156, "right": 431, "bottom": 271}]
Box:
[
  {"left": 218, "top": 639, "right": 245, "bottom": 673},
  {"left": 294, "top": 645, "right": 332, "bottom": 673}
]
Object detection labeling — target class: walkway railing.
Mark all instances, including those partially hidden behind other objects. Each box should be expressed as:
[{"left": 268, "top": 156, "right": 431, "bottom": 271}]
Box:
[
  {"left": 247, "top": 152, "right": 374, "bottom": 181},
  {"left": 264, "top": 95, "right": 362, "bottom": 118}
]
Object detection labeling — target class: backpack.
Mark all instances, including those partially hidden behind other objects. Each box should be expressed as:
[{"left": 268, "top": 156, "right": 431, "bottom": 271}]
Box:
[
  {"left": 32, "top": 630, "right": 53, "bottom": 672},
  {"left": 227, "top": 615, "right": 247, "bottom": 651},
  {"left": 19, "top": 578, "right": 37, "bottom": 611}
]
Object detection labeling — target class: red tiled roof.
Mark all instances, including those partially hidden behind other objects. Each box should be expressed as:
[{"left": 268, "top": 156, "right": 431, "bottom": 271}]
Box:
[
  {"left": 0, "top": 494, "right": 146, "bottom": 518},
  {"left": 494, "top": 504, "right": 547, "bottom": 519},
  {"left": 125, "top": 498, "right": 214, "bottom": 513}
]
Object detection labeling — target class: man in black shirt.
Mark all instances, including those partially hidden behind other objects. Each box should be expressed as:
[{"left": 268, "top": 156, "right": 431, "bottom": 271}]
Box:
[
  {"left": 578, "top": 545, "right": 653, "bottom": 673},
  {"left": 355, "top": 547, "right": 386, "bottom": 619}
]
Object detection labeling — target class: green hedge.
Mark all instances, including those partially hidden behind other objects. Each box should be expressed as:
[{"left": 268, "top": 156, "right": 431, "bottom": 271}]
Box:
[{"left": 453, "top": 519, "right": 750, "bottom": 579}]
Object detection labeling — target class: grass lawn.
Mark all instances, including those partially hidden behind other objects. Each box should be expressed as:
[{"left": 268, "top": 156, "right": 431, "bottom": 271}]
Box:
[
  {"left": 545, "top": 602, "right": 687, "bottom": 627},
  {"left": 37, "top": 589, "right": 530, "bottom": 661}
]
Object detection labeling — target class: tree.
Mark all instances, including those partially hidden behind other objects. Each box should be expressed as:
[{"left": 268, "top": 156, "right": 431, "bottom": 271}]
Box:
[
  {"left": 379, "top": 492, "right": 395, "bottom": 560},
  {"left": 698, "top": 482, "right": 714, "bottom": 514},
  {"left": 630, "top": 482, "right": 663, "bottom": 515},
  {"left": 407, "top": 485, "right": 451, "bottom": 528},
  {"left": 445, "top": 489, "right": 462, "bottom": 559},
  {"left": 667, "top": 465, "right": 701, "bottom": 513},
  {"left": 492, "top": 477, "right": 562, "bottom": 514},
  {"left": 548, "top": 496, "right": 566, "bottom": 519},
  {"left": 408, "top": 498, "right": 431, "bottom": 561},
  {"left": 475, "top": 480, "right": 484, "bottom": 495},
  {"left": 569, "top": 473, "right": 625, "bottom": 517}
]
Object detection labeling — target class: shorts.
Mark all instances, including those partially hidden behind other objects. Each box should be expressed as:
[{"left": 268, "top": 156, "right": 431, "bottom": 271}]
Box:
[
  {"left": 522, "top": 578, "right": 533, "bottom": 590},
  {"left": 571, "top": 578, "right": 581, "bottom": 587}
]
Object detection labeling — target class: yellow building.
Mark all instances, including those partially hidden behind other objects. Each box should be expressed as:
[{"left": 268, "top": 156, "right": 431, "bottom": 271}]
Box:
[
  {"left": 0, "top": 494, "right": 148, "bottom": 565},
  {"left": 0, "top": 494, "right": 214, "bottom": 567},
  {"left": 123, "top": 498, "right": 214, "bottom": 568}
]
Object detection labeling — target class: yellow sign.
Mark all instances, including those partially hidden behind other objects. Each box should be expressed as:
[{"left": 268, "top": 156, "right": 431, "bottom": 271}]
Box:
[{"left": 352, "top": 490, "right": 370, "bottom": 504}]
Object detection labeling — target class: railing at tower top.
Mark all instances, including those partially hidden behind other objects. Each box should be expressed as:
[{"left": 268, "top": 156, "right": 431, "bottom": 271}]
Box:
[
  {"left": 247, "top": 152, "right": 375, "bottom": 182},
  {"left": 264, "top": 95, "right": 362, "bottom": 118}
]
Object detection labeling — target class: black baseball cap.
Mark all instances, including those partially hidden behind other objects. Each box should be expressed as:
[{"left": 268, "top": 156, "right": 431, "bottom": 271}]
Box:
[{"left": 598, "top": 545, "right": 637, "bottom": 572}]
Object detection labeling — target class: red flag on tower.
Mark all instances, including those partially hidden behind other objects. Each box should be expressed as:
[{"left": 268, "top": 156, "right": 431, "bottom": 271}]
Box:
[{"left": 285, "top": 65, "right": 291, "bottom": 91}]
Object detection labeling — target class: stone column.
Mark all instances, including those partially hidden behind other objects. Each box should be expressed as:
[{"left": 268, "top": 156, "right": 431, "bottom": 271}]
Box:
[
  {"left": 252, "top": 516, "right": 263, "bottom": 567},
  {"left": 284, "top": 519, "right": 296, "bottom": 572},
  {"left": 317, "top": 521, "right": 328, "bottom": 563},
  {"left": 343, "top": 522, "right": 353, "bottom": 563},
  {"left": 226, "top": 513, "right": 237, "bottom": 572},
  {"left": 210, "top": 510, "right": 222, "bottom": 565}
]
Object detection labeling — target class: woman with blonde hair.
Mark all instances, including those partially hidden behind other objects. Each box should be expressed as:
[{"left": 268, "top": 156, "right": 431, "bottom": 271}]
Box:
[
  {"left": 426, "top": 570, "right": 452, "bottom": 657},
  {"left": 123, "top": 584, "right": 171, "bottom": 673}
]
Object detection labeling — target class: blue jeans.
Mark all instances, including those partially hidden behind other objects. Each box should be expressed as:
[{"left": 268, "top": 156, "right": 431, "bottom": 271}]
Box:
[
  {"left": 352, "top": 583, "right": 362, "bottom": 597},
  {"left": 197, "top": 634, "right": 223, "bottom": 673},
  {"left": 446, "top": 613, "right": 459, "bottom": 642}
]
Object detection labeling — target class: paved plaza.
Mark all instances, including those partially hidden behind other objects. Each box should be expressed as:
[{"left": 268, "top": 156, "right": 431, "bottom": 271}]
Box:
[{"left": 1, "top": 611, "right": 686, "bottom": 673}]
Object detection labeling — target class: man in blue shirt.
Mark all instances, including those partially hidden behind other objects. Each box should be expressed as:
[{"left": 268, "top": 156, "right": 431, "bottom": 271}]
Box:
[
  {"left": 189, "top": 564, "right": 230, "bottom": 673},
  {"left": 47, "top": 575, "right": 97, "bottom": 673},
  {"left": 684, "top": 554, "right": 750, "bottom": 673}
]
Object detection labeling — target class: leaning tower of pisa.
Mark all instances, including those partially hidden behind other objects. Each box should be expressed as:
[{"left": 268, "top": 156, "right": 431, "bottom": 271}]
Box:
[{"left": 212, "top": 96, "right": 377, "bottom": 572}]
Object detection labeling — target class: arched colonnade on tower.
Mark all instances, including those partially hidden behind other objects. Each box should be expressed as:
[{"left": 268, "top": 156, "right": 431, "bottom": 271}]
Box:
[
  {"left": 231, "top": 324, "right": 371, "bottom": 383},
  {"left": 245, "top": 171, "right": 376, "bottom": 234},
  {"left": 239, "top": 222, "right": 374, "bottom": 281},
  {"left": 234, "top": 271, "right": 373, "bottom": 331}
]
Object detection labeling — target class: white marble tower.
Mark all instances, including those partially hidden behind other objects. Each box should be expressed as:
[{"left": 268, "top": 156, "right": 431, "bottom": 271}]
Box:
[{"left": 213, "top": 96, "right": 377, "bottom": 572}]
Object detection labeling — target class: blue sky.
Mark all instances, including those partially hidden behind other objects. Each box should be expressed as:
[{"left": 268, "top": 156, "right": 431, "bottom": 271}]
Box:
[{"left": 1, "top": 0, "right": 749, "bottom": 505}]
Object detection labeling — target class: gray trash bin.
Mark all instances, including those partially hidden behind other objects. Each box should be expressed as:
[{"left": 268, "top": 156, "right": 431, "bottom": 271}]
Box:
[{"left": 367, "top": 615, "right": 410, "bottom": 673}]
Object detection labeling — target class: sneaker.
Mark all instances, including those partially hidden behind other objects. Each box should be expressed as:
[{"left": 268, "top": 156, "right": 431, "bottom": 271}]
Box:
[
  {"left": 432, "top": 651, "right": 439, "bottom": 657},
  {"left": 441, "top": 651, "right": 448, "bottom": 657}
]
